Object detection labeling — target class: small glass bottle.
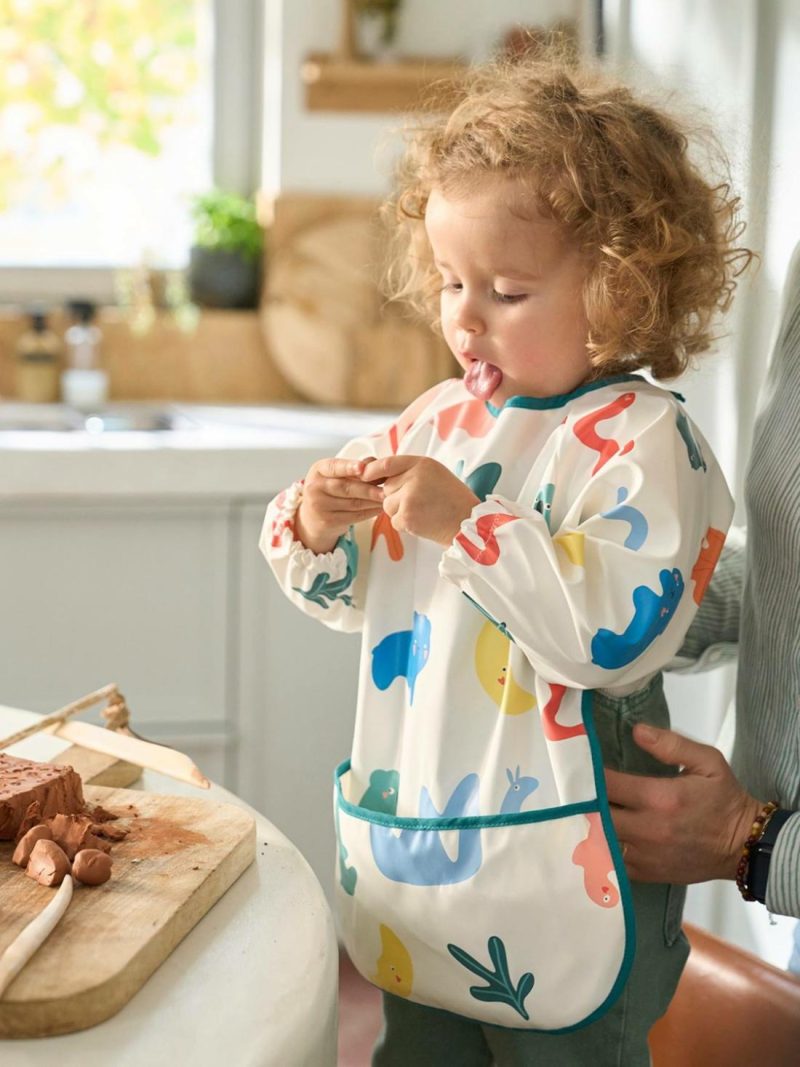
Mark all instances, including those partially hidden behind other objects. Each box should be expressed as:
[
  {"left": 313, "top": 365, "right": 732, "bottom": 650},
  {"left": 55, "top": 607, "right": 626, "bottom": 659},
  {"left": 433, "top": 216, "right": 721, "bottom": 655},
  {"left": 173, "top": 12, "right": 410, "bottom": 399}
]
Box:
[
  {"left": 61, "top": 299, "right": 108, "bottom": 409},
  {"left": 14, "top": 309, "right": 62, "bottom": 403}
]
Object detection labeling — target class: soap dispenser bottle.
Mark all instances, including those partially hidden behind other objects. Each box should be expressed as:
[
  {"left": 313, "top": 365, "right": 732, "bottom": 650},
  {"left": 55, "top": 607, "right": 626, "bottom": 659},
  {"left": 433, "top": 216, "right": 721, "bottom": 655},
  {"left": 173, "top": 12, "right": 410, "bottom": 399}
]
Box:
[
  {"left": 14, "top": 308, "right": 61, "bottom": 402},
  {"left": 61, "top": 300, "right": 108, "bottom": 409}
]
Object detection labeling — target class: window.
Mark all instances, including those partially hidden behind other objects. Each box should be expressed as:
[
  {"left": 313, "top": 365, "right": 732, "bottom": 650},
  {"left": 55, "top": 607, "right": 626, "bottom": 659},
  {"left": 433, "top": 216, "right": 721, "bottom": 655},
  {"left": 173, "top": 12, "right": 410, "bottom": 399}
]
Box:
[{"left": 0, "top": 0, "right": 262, "bottom": 302}]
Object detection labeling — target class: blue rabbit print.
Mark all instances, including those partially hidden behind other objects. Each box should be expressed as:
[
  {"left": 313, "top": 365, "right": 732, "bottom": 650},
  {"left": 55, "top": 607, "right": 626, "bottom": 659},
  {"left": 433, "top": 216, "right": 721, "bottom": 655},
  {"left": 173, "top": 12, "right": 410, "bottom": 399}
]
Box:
[
  {"left": 371, "top": 612, "right": 432, "bottom": 705},
  {"left": 364, "top": 767, "right": 539, "bottom": 887}
]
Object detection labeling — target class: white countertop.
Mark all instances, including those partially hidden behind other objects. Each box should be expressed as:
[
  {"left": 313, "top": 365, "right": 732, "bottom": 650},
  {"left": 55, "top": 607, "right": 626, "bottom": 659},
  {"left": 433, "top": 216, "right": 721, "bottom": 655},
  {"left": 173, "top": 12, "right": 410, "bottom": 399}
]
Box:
[
  {"left": 0, "top": 403, "right": 395, "bottom": 498},
  {"left": 0, "top": 705, "right": 339, "bottom": 1066}
]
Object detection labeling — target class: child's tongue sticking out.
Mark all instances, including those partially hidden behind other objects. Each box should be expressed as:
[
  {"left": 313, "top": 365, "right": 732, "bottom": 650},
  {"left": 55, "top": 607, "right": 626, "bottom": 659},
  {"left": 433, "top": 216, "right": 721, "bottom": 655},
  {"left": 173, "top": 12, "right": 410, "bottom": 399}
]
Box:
[{"left": 464, "top": 360, "right": 503, "bottom": 400}]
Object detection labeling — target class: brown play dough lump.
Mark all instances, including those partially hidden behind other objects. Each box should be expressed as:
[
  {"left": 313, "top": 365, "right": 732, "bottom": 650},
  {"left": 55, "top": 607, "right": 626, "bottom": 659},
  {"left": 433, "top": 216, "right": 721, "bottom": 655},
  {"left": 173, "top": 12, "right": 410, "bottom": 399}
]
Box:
[
  {"left": 12, "top": 823, "right": 53, "bottom": 867},
  {"left": 25, "top": 838, "right": 72, "bottom": 887},
  {"left": 43, "top": 813, "right": 112, "bottom": 861},
  {"left": 72, "top": 848, "right": 112, "bottom": 886},
  {"left": 0, "top": 753, "right": 84, "bottom": 840}
]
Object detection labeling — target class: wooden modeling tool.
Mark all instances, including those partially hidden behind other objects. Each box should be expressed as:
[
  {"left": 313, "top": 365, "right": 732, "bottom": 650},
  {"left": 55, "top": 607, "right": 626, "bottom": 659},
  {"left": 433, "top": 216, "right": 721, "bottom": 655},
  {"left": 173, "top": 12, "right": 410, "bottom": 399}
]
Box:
[{"left": 0, "top": 685, "right": 209, "bottom": 789}]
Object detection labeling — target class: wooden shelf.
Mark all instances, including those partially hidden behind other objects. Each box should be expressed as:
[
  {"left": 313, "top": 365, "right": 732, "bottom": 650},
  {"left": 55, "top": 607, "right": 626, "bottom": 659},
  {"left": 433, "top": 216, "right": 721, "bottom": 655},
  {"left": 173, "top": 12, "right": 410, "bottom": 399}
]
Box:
[{"left": 301, "top": 52, "right": 467, "bottom": 113}]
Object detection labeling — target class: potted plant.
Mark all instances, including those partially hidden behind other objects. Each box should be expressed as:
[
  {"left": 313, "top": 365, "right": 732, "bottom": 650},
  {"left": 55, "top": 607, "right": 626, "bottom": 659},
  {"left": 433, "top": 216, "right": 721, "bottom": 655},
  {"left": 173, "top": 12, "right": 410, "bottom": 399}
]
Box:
[
  {"left": 188, "top": 190, "right": 264, "bottom": 309},
  {"left": 354, "top": 0, "right": 403, "bottom": 60}
]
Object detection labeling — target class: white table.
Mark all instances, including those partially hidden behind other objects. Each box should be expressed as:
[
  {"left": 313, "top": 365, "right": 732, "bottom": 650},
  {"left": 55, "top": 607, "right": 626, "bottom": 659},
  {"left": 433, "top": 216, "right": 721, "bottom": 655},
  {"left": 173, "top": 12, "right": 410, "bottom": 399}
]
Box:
[{"left": 0, "top": 705, "right": 338, "bottom": 1067}]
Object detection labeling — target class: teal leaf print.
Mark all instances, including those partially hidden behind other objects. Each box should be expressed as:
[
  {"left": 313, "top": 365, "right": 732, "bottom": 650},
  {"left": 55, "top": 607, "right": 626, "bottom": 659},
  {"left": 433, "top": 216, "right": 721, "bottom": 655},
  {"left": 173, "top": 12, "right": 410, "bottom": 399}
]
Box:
[
  {"left": 447, "top": 936, "right": 535, "bottom": 1020},
  {"left": 293, "top": 528, "right": 358, "bottom": 610}
]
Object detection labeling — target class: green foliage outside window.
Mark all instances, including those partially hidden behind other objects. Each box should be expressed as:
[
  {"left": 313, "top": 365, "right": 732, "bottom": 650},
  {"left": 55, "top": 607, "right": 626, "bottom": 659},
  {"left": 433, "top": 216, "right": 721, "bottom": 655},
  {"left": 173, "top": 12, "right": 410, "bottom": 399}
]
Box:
[{"left": 0, "top": 0, "right": 201, "bottom": 211}]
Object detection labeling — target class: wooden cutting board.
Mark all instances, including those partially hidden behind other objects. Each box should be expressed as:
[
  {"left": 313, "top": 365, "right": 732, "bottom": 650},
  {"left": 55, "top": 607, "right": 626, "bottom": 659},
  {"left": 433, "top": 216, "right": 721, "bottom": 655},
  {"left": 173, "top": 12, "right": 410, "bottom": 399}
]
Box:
[{"left": 0, "top": 784, "right": 256, "bottom": 1038}]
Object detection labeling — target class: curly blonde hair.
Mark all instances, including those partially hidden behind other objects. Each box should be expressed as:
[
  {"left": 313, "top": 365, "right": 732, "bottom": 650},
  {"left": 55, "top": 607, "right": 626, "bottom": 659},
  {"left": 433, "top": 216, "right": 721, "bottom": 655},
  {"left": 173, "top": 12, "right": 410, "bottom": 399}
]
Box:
[{"left": 384, "top": 57, "right": 754, "bottom": 380}]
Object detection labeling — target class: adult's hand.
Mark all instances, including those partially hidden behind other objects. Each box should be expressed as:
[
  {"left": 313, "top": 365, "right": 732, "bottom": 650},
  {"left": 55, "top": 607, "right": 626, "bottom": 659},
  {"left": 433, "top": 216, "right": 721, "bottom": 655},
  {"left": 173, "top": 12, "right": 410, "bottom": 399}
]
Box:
[{"left": 605, "top": 724, "right": 764, "bottom": 884}]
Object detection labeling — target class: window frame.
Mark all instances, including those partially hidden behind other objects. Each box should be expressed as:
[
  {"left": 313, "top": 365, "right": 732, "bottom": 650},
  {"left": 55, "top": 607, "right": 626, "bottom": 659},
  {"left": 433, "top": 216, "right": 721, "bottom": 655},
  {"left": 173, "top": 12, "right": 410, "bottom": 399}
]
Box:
[{"left": 0, "top": 0, "right": 264, "bottom": 305}]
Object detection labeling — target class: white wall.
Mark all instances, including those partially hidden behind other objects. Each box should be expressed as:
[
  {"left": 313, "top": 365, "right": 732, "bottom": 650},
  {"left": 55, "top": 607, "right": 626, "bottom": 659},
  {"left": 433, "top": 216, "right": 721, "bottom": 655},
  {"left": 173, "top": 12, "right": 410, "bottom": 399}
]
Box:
[
  {"left": 262, "top": 0, "right": 583, "bottom": 195},
  {"left": 607, "top": 0, "right": 800, "bottom": 502}
]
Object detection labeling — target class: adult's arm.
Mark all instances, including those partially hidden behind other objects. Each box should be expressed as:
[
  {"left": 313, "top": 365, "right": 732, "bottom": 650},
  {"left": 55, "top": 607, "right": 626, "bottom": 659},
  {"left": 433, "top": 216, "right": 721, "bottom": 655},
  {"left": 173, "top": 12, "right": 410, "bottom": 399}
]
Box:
[
  {"left": 606, "top": 724, "right": 761, "bottom": 882},
  {"left": 606, "top": 724, "right": 800, "bottom": 918}
]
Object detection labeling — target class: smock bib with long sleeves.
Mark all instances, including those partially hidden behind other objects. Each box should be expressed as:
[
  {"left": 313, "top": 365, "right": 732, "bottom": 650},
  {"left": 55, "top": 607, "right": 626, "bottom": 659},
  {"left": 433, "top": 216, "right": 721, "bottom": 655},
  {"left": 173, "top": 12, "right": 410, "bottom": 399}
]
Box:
[{"left": 261, "top": 373, "right": 733, "bottom": 1032}]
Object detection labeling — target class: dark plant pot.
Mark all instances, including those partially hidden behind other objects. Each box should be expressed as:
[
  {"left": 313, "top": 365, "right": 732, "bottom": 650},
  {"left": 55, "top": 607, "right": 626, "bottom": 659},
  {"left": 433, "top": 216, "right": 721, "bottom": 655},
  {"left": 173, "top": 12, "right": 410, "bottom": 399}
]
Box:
[{"left": 188, "top": 246, "right": 261, "bottom": 309}]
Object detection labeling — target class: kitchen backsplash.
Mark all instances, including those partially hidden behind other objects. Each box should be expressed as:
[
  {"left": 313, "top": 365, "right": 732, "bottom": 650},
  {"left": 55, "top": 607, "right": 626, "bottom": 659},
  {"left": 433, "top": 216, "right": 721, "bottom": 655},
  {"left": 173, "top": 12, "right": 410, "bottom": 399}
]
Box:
[{"left": 0, "top": 308, "right": 302, "bottom": 406}]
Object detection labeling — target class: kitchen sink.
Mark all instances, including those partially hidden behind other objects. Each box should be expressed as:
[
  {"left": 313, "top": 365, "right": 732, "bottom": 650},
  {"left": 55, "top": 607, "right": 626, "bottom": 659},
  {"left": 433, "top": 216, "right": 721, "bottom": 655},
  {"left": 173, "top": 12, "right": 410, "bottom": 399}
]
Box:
[
  {"left": 0, "top": 401, "right": 396, "bottom": 440},
  {"left": 0, "top": 403, "right": 196, "bottom": 433}
]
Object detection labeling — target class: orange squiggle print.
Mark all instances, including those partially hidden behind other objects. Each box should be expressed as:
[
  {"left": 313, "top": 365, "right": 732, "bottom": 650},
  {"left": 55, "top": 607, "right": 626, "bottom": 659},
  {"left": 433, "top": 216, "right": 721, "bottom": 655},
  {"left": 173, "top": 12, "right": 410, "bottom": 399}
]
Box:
[
  {"left": 573, "top": 393, "right": 636, "bottom": 474},
  {"left": 270, "top": 487, "right": 297, "bottom": 548},
  {"left": 541, "top": 683, "right": 586, "bottom": 740},
  {"left": 690, "top": 527, "right": 725, "bottom": 605},
  {"left": 436, "top": 400, "right": 496, "bottom": 442},
  {"left": 455, "top": 512, "right": 517, "bottom": 565},
  {"left": 385, "top": 380, "right": 454, "bottom": 454},
  {"left": 371, "top": 511, "right": 404, "bottom": 561}
]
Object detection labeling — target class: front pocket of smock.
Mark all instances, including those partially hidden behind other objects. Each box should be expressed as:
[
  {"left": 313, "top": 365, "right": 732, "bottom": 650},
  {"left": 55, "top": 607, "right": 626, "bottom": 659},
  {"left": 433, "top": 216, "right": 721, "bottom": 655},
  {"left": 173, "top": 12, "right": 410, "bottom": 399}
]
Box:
[{"left": 334, "top": 761, "right": 635, "bottom": 1032}]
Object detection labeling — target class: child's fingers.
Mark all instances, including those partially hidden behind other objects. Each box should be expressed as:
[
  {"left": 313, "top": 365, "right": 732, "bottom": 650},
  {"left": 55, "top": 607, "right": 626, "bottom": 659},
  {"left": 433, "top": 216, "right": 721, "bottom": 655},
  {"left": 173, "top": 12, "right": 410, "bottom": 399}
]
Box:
[
  {"left": 322, "top": 493, "right": 383, "bottom": 512},
  {"left": 308, "top": 458, "right": 384, "bottom": 504},
  {"left": 328, "top": 505, "right": 384, "bottom": 525},
  {"left": 361, "top": 455, "right": 418, "bottom": 484},
  {"left": 313, "top": 457, "right": 376, "bottom": 480},
  {"left": 317, "top": 477, "right": 384, "bottom": 505}
]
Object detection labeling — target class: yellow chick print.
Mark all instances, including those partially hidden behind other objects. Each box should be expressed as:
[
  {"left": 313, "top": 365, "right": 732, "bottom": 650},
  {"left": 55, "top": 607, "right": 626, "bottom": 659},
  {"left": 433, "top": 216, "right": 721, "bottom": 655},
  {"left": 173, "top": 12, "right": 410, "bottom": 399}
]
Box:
[
  {"left": 373, "top": 924, "right": 414, "bottom": 998},
  {"left": 474, "top": 622, "right": 536, "bottom": 716}
]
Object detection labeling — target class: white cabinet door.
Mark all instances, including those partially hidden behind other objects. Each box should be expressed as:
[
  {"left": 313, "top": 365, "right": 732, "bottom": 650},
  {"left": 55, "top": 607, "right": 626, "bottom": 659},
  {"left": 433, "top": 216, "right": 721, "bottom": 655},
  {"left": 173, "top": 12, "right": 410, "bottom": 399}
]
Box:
[
  {"left": 233, "top": 500, "right": 360, "bottom": 906},
  {"left": 0, "top": 500, "right": 231, "bottom": 732},
  {"left": 0, "top": 494, "right": 361, "bottom": 907}
]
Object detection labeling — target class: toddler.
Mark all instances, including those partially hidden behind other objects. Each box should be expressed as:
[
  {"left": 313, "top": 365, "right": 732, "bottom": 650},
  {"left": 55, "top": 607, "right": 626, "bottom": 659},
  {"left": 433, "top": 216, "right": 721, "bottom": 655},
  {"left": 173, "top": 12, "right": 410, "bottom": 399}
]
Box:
[{"left": 262, "top": 57, "right": 752, "bottom": 1066}]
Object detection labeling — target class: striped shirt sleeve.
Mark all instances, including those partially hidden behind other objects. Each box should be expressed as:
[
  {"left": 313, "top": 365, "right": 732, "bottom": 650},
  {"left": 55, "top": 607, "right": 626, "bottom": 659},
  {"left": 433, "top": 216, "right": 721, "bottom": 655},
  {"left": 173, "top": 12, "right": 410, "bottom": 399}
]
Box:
[{"left": 766, "top": 813, "right": 800, "bottom": 917}]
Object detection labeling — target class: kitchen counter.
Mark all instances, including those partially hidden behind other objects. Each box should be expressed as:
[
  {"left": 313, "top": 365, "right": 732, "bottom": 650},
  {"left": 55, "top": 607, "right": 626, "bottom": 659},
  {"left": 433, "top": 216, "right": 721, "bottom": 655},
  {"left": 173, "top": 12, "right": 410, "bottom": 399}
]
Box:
[
  {"left": 0, "top": 704, "right": 338, "bottom": 1067},
  {"left": 0, "top": 402, "right": 395, "bottom": 497}
]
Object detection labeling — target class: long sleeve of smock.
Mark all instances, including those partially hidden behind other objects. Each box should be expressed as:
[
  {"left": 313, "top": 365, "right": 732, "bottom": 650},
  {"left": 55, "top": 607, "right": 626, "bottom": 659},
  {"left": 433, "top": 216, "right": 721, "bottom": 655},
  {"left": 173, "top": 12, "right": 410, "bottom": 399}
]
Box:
[
  {"left": 670, "top": 526, "right": 745, "bottom": 672},
  {"left": 259, "top": 383, "right": 450, "bottom": 634},
  {"left": 439, "top": 391, "right": 734, "bottom": 692}
]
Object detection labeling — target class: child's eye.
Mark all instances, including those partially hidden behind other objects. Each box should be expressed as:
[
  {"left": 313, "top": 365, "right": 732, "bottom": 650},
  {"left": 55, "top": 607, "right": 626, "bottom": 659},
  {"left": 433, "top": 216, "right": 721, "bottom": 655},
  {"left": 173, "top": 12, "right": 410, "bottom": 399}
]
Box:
[
  {"left": 440, "top": 282, "right": 462, "bottom": 293},
  {"left": 493, "top": 291, "right": 527, "bottom": 304}
]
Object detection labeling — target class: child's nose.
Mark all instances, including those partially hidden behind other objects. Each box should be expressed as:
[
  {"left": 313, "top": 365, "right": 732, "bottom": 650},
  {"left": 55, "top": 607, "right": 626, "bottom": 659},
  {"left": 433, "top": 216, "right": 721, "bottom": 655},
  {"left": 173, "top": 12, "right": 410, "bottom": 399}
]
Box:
[{"left": 453, "top": 296, "right": 485, "bottom": 335}]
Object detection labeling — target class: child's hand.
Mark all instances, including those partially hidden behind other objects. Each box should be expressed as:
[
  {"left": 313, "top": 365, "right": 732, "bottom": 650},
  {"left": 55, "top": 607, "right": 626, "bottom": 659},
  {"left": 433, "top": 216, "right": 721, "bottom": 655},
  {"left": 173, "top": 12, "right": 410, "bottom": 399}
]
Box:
[
  {"left": 296, "top": 457, "right": 384, "bottom": 554},
  {"left": 361, "top": 455, "right": 479, "bottom": 547}
]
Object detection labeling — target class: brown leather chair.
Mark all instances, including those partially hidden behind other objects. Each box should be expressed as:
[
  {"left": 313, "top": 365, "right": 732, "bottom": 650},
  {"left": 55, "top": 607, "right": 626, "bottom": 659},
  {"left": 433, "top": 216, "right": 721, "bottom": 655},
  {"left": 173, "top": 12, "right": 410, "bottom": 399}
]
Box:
[{"left": 649, "top": 922, "right": 800, "bottom": 1067}]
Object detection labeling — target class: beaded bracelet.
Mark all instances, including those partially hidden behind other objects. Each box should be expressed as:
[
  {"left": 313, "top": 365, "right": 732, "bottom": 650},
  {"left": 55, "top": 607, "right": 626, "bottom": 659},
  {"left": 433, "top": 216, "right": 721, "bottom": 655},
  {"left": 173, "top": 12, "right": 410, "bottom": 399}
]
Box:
[{"left": 735, "top": 800, "right": 778, "bottom": 901}]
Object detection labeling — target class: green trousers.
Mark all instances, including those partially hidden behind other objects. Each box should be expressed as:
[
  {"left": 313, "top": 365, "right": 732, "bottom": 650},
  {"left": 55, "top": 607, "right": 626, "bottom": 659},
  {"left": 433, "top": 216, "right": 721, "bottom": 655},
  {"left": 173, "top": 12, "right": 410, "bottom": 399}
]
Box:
[{"left": 372, "top": 674, "right": 689, "bottom": 1067}]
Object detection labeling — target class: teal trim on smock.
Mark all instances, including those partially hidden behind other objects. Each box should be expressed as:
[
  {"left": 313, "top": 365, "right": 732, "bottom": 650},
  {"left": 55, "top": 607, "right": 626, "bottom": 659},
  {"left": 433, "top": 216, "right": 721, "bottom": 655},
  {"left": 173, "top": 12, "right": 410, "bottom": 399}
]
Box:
[{"left": 485, "top": 374, "right": 645, "bottom": 416}]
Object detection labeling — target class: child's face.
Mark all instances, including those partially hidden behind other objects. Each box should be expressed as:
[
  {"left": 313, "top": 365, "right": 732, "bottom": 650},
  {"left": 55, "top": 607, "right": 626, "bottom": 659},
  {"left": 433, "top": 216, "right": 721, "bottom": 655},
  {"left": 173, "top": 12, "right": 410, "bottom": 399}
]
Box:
[{"left": 425, "top": 180, "right": 592, "bottom": 403}]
